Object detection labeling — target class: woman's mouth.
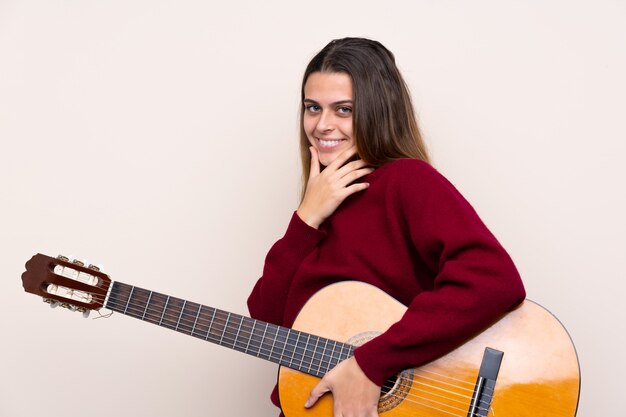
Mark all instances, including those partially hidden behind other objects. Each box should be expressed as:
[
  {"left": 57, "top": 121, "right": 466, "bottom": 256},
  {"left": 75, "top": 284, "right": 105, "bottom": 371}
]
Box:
[{"left": 317, "top": 138, "right": 346, "bottom": 149}]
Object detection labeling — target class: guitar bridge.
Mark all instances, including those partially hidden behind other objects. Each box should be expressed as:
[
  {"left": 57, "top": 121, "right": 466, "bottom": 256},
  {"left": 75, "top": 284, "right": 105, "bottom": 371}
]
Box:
[{"left": 467, "top": 347, "right": 503, "bottom": 417}]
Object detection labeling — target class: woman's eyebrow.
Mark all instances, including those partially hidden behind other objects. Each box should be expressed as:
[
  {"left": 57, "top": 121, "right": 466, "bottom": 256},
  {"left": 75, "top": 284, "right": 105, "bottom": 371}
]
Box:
[{"left": 303, "top": 98, "right": 353, "bottom": 105}]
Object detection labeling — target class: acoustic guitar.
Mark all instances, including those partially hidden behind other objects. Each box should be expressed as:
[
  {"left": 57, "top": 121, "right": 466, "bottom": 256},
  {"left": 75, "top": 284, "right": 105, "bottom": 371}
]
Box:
[{"left": 21, "top": 253, "right": 580, "bottom": 417}]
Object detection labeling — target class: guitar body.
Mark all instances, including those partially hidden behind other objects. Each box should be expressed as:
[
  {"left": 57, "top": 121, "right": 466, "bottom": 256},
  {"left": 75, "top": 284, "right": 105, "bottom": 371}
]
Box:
[{"left": 278, "top": 281, "right": 580, "bottom": 417}]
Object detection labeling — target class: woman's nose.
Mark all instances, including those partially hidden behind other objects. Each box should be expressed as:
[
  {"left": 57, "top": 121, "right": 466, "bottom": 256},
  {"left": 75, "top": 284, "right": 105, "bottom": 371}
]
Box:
[{"left": 316, "top": 111, "right": 334, "bottom": 133}]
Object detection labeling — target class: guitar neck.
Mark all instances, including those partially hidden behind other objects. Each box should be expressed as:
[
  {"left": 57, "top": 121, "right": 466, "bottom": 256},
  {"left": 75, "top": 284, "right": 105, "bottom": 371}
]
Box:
[{"left": 106, "top": 281, "right": 354, "bottom": 377}]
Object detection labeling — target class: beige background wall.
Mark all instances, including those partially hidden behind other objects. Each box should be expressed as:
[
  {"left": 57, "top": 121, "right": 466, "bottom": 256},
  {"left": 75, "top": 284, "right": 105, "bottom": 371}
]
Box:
[{"left": 1, "top": 1, "right": 624, "bottom": 416}]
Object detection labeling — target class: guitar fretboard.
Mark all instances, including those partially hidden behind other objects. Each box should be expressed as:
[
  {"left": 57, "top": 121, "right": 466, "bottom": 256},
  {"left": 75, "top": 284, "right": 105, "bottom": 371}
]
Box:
[{"left": 106, "top": 281, "right": 354, "bottom": 377}]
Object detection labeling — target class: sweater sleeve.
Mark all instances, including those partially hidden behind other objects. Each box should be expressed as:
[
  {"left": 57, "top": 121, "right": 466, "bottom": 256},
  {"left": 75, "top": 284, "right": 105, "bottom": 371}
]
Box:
[
  {"left": 247, "top": 211, "right": 326, "bottom": 325},
  {"left": 353, "top": 160, "right": 525, "bottom": 386}
]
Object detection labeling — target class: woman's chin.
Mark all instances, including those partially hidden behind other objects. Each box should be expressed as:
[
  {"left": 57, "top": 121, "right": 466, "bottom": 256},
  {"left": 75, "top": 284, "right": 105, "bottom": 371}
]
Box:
[{"left": 316, "top": 151, "right": 341, "bottom": 167}]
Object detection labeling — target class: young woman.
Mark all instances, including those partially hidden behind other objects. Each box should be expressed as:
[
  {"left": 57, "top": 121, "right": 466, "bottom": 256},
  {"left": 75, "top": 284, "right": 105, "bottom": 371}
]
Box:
[{"left": 247, "top": 37, "right": 525, "bottom": 417}]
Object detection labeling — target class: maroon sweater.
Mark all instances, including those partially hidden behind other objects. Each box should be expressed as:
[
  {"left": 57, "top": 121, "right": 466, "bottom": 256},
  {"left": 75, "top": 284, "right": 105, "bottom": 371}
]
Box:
[{"left": 247, "top": 159, "right": 525, "bottom": 408}]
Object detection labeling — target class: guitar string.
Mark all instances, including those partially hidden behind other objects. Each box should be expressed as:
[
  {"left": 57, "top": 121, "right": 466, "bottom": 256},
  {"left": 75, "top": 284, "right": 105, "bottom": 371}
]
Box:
[
  {"left": 100, "top": 294, "right": 494, "bottom": 414},
  {"left": 418, "top": 368, "right": 478, "bottom": 387},
  {"left": 51, "top": 275, "right": 492, "bottom": 394},
  {"left": 102, "top": 294, "right": 489, "bottom": 417},
  {"left": 79, "top": 284, "right": 488, "bottom": 399},
  {"left": 53, "top": 280, "right": 494, "bottom": 413},
  {"left": 48, "top": 276, "right": 493, "bottom": 413}
]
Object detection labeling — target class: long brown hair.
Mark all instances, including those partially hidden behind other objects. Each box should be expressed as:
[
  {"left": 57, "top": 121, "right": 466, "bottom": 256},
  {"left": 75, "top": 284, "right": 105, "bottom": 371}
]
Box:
[{"left": 299, "top": 37, "right": 430, "bottom": 196}]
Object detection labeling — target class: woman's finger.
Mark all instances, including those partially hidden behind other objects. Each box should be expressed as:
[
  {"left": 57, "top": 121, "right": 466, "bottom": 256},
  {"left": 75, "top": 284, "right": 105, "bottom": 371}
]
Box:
[
  {"left": 341, "top": 181, "right": 371, "bottom": 199},
  {"left": 326, "top": 146, "right": 359, "bottom": 171},
  {"left": 335, "top": 159, "right": 372, "bottom": 180},
  {"left": 304, "top": 378, "right": 331, "bottom": 409},
  {"left": 309, "top": 146, "right": 321, "bottom": 177},
  {"left": 336, "top": 167, "right": 375, "bottom": 188}
]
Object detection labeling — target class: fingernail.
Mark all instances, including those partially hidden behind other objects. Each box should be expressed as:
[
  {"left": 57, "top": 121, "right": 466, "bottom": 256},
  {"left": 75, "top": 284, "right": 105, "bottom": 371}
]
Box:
[{"left": 304, "top": 399, "right": 311, "bottom": 408}]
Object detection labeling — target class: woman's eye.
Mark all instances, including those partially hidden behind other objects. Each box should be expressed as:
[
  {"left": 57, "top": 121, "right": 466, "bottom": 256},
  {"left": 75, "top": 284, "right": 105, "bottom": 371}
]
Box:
[
  {"left": 305, "top": 104, "right": 321, "bottom": 112},
  {"left": 337, "top": 106, "right": 352, "bottom": 115}
]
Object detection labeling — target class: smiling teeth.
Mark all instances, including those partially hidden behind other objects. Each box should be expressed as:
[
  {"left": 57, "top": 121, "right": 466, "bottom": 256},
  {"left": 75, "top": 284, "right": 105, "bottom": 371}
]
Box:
[{"left": 319, "top": 139, "right": 343, "bottom": 147}]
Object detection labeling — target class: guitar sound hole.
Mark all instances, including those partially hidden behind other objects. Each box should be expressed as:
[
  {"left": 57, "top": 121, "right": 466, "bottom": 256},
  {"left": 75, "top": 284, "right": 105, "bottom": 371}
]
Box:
[
  {"left": 344, "top": 331, "right": 412, "bottom": 412},
  {"left": 380, "top": 375, "right": 398, "bottom": 396},
  {"left": 377, "top": 369, "right": 413, "bottom": 412}
]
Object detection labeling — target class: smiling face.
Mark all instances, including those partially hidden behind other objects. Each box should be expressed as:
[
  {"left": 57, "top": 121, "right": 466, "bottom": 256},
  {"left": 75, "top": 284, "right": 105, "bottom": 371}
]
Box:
[{"left": 302, "top": 72, "right": 355, "bottom": 166}]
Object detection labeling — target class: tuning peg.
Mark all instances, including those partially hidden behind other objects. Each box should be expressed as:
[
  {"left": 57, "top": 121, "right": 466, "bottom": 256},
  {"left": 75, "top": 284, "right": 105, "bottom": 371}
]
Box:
[
  {"left": 54, "top": 256, "right": 67, "bottom": 274},
  {"left": 82, "top": 310, "right": 90, "bottom": 318},
  {"left": 43, "top": 298, "right": 59, "bottom": 308},
  {"left": 88, "top": 264, "right": 104, "bottom": 281}
]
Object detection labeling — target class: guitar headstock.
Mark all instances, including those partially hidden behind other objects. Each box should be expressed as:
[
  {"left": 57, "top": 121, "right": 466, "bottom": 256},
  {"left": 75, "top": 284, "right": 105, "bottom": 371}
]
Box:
[{"left": 22, "top": 253, "right": 112, "bottom": 317}]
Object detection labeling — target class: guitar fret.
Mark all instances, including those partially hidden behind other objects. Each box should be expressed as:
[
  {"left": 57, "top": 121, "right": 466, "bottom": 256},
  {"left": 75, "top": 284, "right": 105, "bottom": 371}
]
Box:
[
  {"left": 336, "top": 342, "right": 344, "bottom": 363},
  {"left": 278, "top": 327, "right": 290, "bottom": 366},
  {"left": 191, "top": 305, "right": 202, "bottom": 336},
  {"left": 123, "top": 287, "right": 146, "bottom": 319},
  {"left": 219, "top": 312, "right": 231, "bottom": 346},
  {"left": 167, "top": 298, "right": 183, "bottom": 330},
  {"left": 327, "top": 340, "right": 334, "bottom": 372},
  {"left": 318, "top": 338, "right": 329, "bottom": 375},
  {"left": 326, "top": 340, "right": 337, "bottom": 372},
  {"left": 123, "top": 286, "right": 135, "bottom": 314},
  {"left": 147, "top": 293, "right": 167, "bottom": 325},
  {"left": 226, "top": 313, "right": 239, "bottom": 349},
  {"left": 339, "top": 342, "right": 347, "bottom": 362},
  {"left": 175, "top": 300, "right": 187, "bottom": 331},
  {"left": 233, "top": 315, "right": 245, "bottom": 351},
  {"left": 287, "top": 331, "right": 296, "bottom": 368},
  {"left": 289, "top": 331, "right": 301, "bottom": 368},
  {"left": 297, "top": 332, "right": 306, "bottom": 368},
  {"left": 269, "top": 325, "right": 280, "bottom": 363},
  {"left": 318, "top": 338, "right": 328, "bottom": 375},
  {"left": 244, "top": 319, "right": 256, "bottom": 354},
  {"left": 141, "top": 291, "right": 153, "bottom": 320},
  {"left": 205, "top": 308, "right": 217, "bottom": 341},
  {"left": 158, "top": 296, "right": 170, "bottom": 326},
  {"left": 246, "top": 318, "right": 260, "bottom": 355},
  {"left": 182, "top": 302, "right": 197, "bottom": 334},
  {"left": 317, "top": 339, "right": 330, "bottom": 375},
  {"left": 256, "top": 322, "right": 268, "bottom": 358},
  {"left": 310, "top": 336, "right": 320, "bottom": 375},
  {"left": 298, "top": 334, "right": 310, "bottom": 371},
  {"left": 232, "top": 315, "right": 242, "bottom": 348}
]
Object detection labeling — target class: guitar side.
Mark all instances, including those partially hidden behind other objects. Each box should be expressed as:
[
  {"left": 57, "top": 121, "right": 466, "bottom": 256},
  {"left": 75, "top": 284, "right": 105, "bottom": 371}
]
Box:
[{"left": 278, "top": 281, "right": 580, "bottom": 417}]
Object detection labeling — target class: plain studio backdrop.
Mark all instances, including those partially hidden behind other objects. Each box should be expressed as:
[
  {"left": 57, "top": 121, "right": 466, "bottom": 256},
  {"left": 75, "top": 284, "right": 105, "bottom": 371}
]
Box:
[{"left": 1, "top": 1, "right": 624, "bottom": 416}]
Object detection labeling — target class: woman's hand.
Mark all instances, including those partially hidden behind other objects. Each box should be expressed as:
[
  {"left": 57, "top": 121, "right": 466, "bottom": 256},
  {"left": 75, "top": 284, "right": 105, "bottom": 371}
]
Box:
[
  {"left": 304, "top": 356, "right": 381, "bottom": 417},
  {"left": 297, "top": 146, "right": 374, "bottom": 229}
]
